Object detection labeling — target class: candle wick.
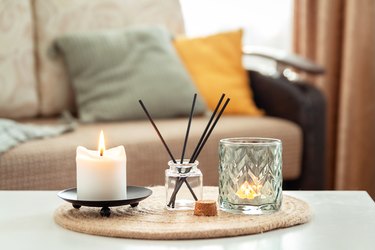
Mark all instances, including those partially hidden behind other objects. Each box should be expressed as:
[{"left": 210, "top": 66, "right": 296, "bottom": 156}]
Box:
[{"left": 100, "top": 148, "right": 104, "bottom": 156}]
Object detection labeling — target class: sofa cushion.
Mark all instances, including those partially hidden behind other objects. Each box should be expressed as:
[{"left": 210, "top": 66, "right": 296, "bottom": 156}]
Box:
[
  {"left": 0, "top": 116, "right": 302, "bottom": 189},
  {"left": 34, "top": 0, "right": 186, "bottom": 116},
  {"left": 55, "top": 26, "right": 206, "bottom": 122},
  {"left": 173, "top": 30, "right": 263, "bottom": 116},
  {"left": 0, "top": 0, "right": 38, "bottom": 118}
]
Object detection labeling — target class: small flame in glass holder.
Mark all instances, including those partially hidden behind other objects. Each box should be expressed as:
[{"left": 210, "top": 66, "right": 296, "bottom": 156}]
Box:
[{"left": 235, "top": 180, "right": 262, "bottom": 200}]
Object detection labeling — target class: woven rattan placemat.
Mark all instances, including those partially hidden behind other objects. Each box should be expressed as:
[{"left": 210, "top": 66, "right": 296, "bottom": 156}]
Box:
[{"left": 54, "top": 186, "right": 311, "bottom": 240}]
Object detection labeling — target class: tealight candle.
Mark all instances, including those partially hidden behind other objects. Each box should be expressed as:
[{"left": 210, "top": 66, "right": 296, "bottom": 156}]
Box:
[
  {"left": 76, "top": 130, "right": 126, "bottom": 201},
  {"left": 219, "top": 138, "right": 282, "bottom": 214}
]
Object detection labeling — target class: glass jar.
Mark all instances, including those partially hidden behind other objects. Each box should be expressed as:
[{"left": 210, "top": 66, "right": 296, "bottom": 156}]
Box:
[
  {"left": 165, "top": 159, "right": 203, "bottom": 210},
  {"left": 219, "top": 138, "right": 283, "bottom": 214}
]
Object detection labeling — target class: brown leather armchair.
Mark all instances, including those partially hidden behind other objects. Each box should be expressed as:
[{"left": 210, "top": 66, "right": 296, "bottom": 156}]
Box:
[{"left": 243, "top": 46, "right": 326, "bottom": 190}]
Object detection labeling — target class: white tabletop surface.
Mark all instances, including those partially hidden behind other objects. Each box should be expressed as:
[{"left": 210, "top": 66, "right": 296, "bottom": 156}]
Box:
[{"left": 0, "top": 190, "right": 374, "bottom": 250}]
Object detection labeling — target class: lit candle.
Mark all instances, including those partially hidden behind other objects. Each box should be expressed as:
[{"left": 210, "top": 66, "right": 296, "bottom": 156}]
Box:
[
  {"left": 76, "top": 130, "right": 126, "bottom": 200},
  {"left": 236, "top": 180, "right": 262, "bottom": 200}
]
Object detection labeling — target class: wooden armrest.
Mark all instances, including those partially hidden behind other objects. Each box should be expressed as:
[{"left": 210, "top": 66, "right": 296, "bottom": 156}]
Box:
[{"left": 243, "top": 46, "right": 325, "bottom": 75}]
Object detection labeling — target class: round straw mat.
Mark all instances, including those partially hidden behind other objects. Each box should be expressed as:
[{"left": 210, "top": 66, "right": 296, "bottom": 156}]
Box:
[{"left": 54, "top": 186, "right": 311, "bottom": 240}]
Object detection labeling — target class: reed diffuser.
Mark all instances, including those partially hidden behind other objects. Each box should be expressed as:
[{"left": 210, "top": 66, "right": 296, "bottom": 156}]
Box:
[{"left": 139, "top": 93, "right": 230, "bottom": 210}]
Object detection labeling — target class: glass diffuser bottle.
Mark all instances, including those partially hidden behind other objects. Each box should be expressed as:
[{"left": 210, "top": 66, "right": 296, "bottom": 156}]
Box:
[{"left": 165, "top": 159, "right": 203, "bottom": 210}]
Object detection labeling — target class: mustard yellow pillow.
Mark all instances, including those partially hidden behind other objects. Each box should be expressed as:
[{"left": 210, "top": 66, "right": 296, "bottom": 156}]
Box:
[{"left": 173, "top": 30, "right": 263, "bottom": 115}]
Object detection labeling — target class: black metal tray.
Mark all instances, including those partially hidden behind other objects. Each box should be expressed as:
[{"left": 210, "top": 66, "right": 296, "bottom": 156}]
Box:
[{"left": 57, "top": 186, "right": 152, "bottom": 217}]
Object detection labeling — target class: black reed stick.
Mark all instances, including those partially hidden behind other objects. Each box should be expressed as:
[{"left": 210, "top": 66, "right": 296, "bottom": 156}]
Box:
[
  {"left": 180, "top": 94, "right": 197, "bottom": 163},
  {"left": 139, "top": 100, "right": 197, "bottom": 204},
  {"left": 168, "top": 94, "right": 225, "bottom": 206},
  {"left": 189, "top": 93, "right": 225, "bottom": 163},
  {"left": 168, "top": 97, "right": 231, "bottom": 206},
  {"left": 139, "top": 100, "right": 177, "bottom": 163},
  {"left": 192, "top": 98, "right": 231, "bottom": 162},
  {"left": 170, "top": 176, "right": 185, "bottom": 208},
  {"left": 172, "top": 94, "right": 198, "bottom": 207}
]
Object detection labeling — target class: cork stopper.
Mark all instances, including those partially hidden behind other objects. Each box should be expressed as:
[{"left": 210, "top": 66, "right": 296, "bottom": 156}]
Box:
[{"left": 194, "top": 200, "right": 218, "bottom": 216}]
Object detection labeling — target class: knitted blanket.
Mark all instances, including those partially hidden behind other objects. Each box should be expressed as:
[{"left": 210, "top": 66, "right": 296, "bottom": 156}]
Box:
[{"left": 0, "top": 117, "right": 75, "bottom": 153}]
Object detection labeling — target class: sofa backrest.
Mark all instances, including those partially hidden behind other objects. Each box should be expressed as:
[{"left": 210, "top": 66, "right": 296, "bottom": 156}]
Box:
[
  {"left": 0, "top": 0, "right": 38, "bottom": 118},
  {"left": 34, "top": 0, "right": 186, "bottom": 117}
]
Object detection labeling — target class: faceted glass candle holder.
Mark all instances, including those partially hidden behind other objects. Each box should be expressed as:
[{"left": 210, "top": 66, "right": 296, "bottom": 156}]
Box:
[
  {"left": 219, "top": 138, "right": 283, "bottom": 214},
  {"left": 165, "top": 159, "right": 203, "bottom": 210}
]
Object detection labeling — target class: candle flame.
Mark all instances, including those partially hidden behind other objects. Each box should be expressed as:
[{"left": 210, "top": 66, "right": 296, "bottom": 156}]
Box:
[
  {"left": 235, "top": 180, "right": 262, "bottom": 199},
  {"left": 98, "top": 130, "right": 105, "bottom": 156}
]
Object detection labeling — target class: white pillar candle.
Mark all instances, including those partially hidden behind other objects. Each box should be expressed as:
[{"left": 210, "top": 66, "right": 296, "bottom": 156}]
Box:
[{"left": 76, "top": 131, "right": 126, "bottom": 201}]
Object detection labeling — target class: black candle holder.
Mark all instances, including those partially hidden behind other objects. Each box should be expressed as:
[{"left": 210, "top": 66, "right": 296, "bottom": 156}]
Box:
[{"left": 58, "top": 186, "right": 152, "bottom": 217}]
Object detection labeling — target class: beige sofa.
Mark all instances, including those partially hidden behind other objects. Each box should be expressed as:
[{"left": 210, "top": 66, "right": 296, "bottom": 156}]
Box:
[{"left": 0, "top": 0, "right": 304, "bottom": 190}]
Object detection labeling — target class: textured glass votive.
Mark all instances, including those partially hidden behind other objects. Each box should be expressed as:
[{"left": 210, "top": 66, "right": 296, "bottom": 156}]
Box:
[{"left": 219, "top": 138, "right": 283, "bottom": 214}]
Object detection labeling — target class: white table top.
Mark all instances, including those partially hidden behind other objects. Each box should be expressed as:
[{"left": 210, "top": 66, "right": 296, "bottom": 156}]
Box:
[{"left": 0, "top": 190, "right": 374, "bottom": 250}]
